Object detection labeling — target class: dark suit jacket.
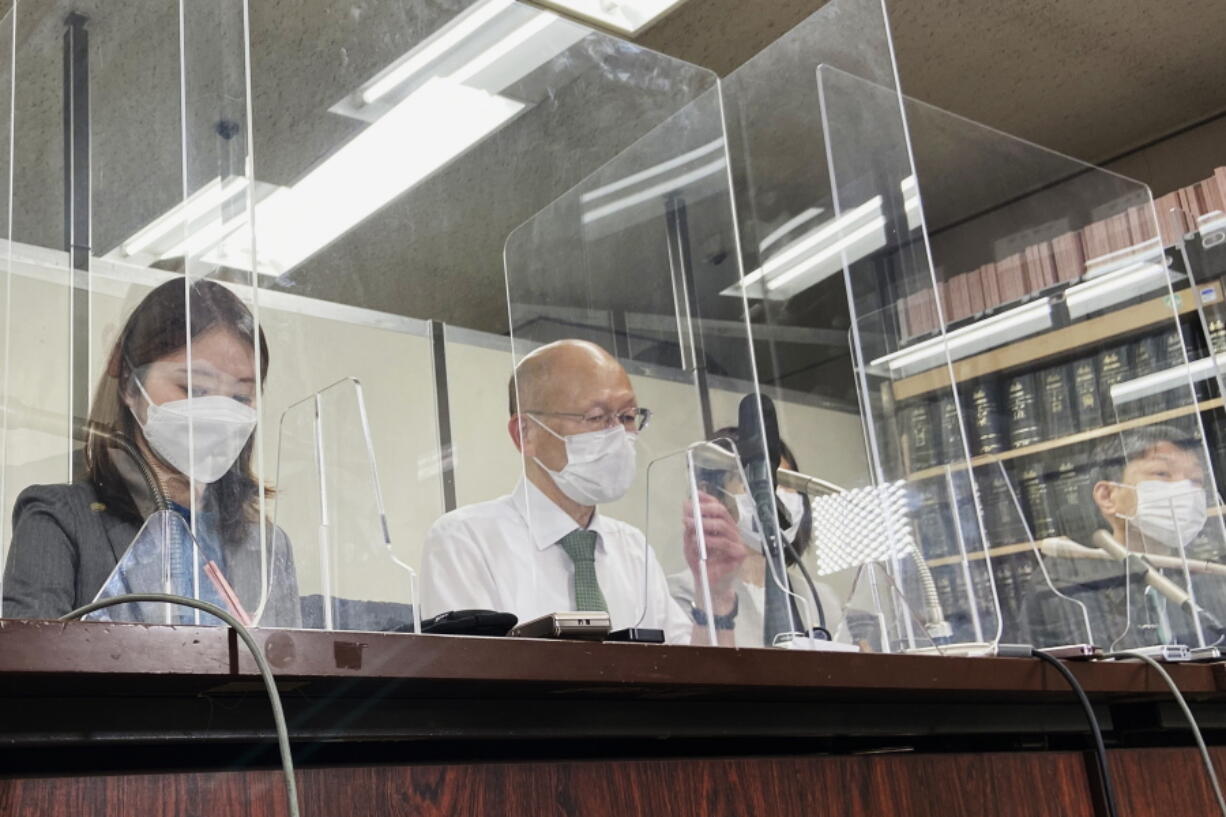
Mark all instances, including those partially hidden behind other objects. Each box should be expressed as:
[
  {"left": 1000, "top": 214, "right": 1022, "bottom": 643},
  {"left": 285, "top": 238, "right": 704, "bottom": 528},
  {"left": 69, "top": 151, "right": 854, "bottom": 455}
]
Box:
[{"left": 3, "top": 481, "right": 301, "bottom": 626}]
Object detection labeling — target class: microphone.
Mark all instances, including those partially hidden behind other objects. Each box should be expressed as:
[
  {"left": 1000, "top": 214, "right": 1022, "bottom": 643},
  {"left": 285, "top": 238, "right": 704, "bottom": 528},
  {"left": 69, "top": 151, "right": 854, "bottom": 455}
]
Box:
[
  {"left": 738, "top": 393, "right": 797, "bottom": 643},
  {"left": 1091, "top": 529, "right": 1224, "bottom": 638}
]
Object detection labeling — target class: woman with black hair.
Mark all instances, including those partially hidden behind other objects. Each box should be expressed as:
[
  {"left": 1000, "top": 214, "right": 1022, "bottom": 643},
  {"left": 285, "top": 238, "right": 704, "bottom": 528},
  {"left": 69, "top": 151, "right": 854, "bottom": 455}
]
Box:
[
  {"left": 666, "top": 426, "right": 843, "bottom": 647},
  {"left": 3, "top": 278, "right": 299, "bottom": 624}
]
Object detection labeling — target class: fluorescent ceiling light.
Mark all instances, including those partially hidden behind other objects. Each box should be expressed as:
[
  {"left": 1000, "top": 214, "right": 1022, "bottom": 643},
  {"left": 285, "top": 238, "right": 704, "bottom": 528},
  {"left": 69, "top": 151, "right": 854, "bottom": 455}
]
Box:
[
  {"left": 359, "top": 0, "right": 514, "bottom": 105},
  {"left": 120, "top": 176, "right": 249, "bottom": 258},
  {"left": 1110, "top": 356, "right": 1219, "bottom": 407},
  {"left": 901, "top": 174, "right": 922, "bottom": 232},
  {"left": 451, "top": 10, "right": 564, "bottom": 84},
  {"left": 765, "top": 215, "right": 886, "bottom": 291},
  {"left": 116, "top": 5, "right": 583, "bottom": 277},
  {"left": 871, "top": 297, "right": 1053, "bottom": 374},
  {"left": 730, "top": 197, "right": 884, "bottom": 300},
  {"left": 536, "top": 0, "right": 690, "bottom": 36},
  {"left": 1064, "top": 260, "right": 1170, "bottom": 318},
  {"left": 206, "top": 78, "right": 522, "bottom": 276},
  {"left": 580, "top": 138, "right": 724, "bottom": 204},
  {"left": 580, "top": 156, "right": 726, "bottom": 224},
  {"left": 760, "top": 207, "right": 823, "bottom": 252}
]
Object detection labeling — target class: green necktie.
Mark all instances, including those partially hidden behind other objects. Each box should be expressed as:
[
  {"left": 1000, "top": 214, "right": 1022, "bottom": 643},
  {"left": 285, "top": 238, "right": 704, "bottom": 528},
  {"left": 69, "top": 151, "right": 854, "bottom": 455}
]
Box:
[{"left": 558, "top": 529, "right": 608, "bottom": 613}]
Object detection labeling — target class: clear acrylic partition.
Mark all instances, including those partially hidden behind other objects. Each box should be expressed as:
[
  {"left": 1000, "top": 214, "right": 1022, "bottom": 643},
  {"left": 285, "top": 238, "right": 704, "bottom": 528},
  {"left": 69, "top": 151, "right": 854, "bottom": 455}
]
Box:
[
  {"left": 271, "top": 378, "right": 418, "bottom": 633},
  {"left": 0, "top": 0, "right": 752, "bottom": 629},
  {"left": 818, "top": 61, "right": 1226, "bottom": 651},
  {"left": 645, "top": 440, "right": 831, "bottom": 648},
  {"left": 0, "top": 1, "right": 268, "bottom": 623},
  {"left": 85, "top": 511, "right": 229, "bottom": 626},
  {"left": 716, "top": 0, "right": 979, "bottom": 653},
  {"left": 503, "top": 80, "right": 797, "bottom": 647}
]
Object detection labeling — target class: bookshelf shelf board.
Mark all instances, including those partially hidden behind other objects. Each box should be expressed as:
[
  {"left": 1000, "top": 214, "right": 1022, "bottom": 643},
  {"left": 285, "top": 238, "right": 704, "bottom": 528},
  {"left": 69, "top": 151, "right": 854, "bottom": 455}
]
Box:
[
  {"left": 891, "top": 282, "right": 1221, "bottom": 402},
  {"left": 926, "top": 542, "right": 1036, "bottom": 568},
  {"left": 906, "top": 397, "right": 1226, "bottom": 482}
]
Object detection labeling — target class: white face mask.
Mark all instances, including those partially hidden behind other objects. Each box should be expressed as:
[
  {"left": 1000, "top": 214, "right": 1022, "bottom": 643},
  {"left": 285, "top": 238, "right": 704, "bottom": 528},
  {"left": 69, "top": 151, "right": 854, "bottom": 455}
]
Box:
[
  {"left": 1119, "top": 479, "right": 1208, "bottom": 549},
  {"left": 131, "top": 375, "right": 258, "bottom": 484},
  {"left": 734, "top": 489, "right": 805, "bottom": 553},
  {"left": 529, "top": 416, "right": 637, "bottom": 506}
]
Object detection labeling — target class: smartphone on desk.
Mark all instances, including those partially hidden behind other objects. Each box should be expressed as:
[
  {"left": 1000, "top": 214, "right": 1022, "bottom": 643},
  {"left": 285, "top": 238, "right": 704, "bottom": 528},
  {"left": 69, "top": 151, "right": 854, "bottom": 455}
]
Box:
[{"left": 509, "top": 611, "right": 611, "bottom": 640}]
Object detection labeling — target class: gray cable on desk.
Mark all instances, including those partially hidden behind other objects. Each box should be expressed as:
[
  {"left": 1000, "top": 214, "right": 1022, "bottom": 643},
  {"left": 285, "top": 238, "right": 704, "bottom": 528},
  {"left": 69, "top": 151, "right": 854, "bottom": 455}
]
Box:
[
  {"left": 60, "top": 594, "right": 299, "bottom": 817},
  {"left": 1105, "top": 650, "right": 1226, "bottom": 817},
  {"left": 1030, "top": 648, "right": 1120, "bottom": 817}
]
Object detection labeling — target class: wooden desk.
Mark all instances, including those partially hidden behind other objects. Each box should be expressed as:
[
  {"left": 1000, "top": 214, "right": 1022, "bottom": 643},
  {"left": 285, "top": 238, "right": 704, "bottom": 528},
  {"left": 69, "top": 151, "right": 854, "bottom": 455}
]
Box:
[{"left": 0, "top": 620, "right": 1223, "bottom": 816}]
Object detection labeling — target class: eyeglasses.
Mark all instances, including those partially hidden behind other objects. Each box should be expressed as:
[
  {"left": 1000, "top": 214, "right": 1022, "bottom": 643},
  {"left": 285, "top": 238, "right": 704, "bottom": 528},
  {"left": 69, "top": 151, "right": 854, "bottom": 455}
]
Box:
[{"left": 525, "top": 407, "right": 653, "bottom": 433}]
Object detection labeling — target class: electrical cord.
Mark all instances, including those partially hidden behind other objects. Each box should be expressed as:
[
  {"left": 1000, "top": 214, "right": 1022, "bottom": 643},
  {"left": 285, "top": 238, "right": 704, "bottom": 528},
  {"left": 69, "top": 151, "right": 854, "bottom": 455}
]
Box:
[
  {"left": 785, "top": 539, "right": 827, "bottom": 630},
  {"left": 1030, "top": 648, "right": 1121, "bottom": 817},
  {"left": 60, "top": 593, "right": 299, "bottom": 817},
  {"left": 1105, "top": 650, "right": 1226, "bottom": 817}
]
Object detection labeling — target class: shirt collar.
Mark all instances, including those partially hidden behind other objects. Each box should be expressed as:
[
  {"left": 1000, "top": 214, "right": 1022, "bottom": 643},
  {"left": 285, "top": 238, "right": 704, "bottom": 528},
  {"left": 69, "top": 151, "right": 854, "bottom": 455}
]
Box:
[{"left": 512, "top": 478, "right": 611, "bottom": 552}]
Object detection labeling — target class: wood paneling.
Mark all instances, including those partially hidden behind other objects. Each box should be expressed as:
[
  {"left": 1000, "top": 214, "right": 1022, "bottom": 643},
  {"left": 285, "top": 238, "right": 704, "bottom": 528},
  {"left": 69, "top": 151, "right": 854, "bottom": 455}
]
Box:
[
  {"left": 1110, "top": 747, "right": 1226, "bottom": 817},
  {"left": 0, "top": 752, "right": 1104, "bottom": 817}
]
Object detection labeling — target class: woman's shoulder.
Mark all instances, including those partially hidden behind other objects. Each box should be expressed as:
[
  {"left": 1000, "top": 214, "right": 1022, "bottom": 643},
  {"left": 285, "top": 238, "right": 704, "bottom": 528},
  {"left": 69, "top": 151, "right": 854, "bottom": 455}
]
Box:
[{"left": 14, "top": 481, "right": 102, "bottom": 517}]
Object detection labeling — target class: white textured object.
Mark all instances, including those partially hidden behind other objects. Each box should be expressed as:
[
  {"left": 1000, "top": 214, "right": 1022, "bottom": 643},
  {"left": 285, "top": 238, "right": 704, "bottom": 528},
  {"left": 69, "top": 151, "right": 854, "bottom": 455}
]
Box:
[{"left": 809, "top": 480, "right": 913, "bottom": 576}]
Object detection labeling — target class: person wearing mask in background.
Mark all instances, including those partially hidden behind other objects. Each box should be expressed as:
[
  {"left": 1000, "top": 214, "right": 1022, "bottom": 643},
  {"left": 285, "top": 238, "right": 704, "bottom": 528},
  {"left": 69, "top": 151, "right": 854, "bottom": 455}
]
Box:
[
  {"left": 421, "top": 339, "right": 749, "bottom": 645},
  {"left": 1023, "top": 424, "right": 1225, "bottom": 649},
  {"left": 3, "top": 278, "right": 299, "bottom": 625},
  {"left": 667, "top": 427, "right": 843, "bottom": 647}
]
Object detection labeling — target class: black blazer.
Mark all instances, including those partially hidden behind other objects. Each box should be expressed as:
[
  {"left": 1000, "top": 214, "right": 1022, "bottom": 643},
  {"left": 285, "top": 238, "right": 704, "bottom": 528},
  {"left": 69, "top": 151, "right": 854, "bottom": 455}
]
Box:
[{"left": 3, "top": 481, "right": 301, "bottom": 626}]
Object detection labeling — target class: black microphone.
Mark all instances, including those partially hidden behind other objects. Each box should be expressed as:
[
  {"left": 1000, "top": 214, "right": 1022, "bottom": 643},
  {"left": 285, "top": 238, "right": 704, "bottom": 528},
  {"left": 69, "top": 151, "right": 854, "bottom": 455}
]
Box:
[{"left": 738, "top": 393, "right": 796, "bottom": 643}]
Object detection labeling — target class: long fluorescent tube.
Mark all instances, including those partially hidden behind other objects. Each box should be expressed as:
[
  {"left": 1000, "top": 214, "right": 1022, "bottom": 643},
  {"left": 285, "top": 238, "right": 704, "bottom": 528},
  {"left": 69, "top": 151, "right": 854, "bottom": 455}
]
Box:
[
  {"left": 579, "top": 157, "right": 726, "bottom": 224},
  {"left": 451, "top": 10, "right": 568, "bottom": 84},
  {"left": 739, "top": 196, "right": 883, "bottom": 290},
  {"left": 580, "top": 138, "right": 724, "bottom": 204},
  {"left": 871, "top": 297, "right": 1053, "bottom": 373},
  {"left": 359, "top": 0, "right": 514, "bottom": 105},
  {"left": 765, "top": 215, "right": 886, "bottom": 291},
  {"left": 121, "top": 177, "right": 249, "bottom": 257},
  {"left": 208, "top": 78, "right": 523, "bottom": 275},
  {"left": 1064, "top": 261, "right": 1169, "bottom": 318},
  {"left": 1109, "top": 357, "right": 1219, "bottom": 407},
  {"left": 901, "top": 175, "right": 922, "bottom": 232},
  {"left": 536, "top": 0, "right": 690, "bottom": 36},
  {"left": 760, "top": 207, "right": 823, "bottom": 251}
]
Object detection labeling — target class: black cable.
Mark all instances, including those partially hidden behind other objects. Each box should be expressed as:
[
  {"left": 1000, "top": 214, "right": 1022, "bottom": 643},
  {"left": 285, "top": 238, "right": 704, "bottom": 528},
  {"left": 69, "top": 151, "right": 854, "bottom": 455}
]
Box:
[
  {"left": 1031, "top": 648, "right": 1120, "bottom": 817},
  {"left": 60, "top": 593, "right": 299, "bottom": 816},
  {"left": 87, "top": 426, "right": 169, "bottom": 511},
  {"left": 785, "top": 540, "right": 827, "bottom": 630}
]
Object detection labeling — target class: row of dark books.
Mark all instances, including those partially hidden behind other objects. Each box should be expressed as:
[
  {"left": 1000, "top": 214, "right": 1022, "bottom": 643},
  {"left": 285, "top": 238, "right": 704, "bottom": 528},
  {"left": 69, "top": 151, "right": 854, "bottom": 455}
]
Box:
[
  {"left": 912, "top": 453, "right": 1101, "bottom": 560},
  {"left": 896, "top": 167, "right": 1226, "bottom": 343},
  {"left": 930, "top": 554, "right": 1038, "bottom": 645},
  {"left": 899, "top": 325, "right": 1206, "bottom": 474}
]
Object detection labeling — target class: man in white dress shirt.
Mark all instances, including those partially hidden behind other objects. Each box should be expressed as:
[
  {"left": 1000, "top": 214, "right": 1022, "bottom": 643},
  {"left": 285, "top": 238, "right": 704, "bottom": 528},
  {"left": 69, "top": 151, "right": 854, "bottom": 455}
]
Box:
[{"left": 421, "top": 339, "right": 747, "bottom": 645}]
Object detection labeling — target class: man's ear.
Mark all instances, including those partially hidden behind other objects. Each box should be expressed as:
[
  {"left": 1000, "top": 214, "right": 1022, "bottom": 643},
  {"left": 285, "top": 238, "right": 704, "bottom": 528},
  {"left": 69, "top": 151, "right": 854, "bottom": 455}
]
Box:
[
  {"left": 1092, "top": 480, "right": 1117, "bottom": 518},
  {"left": 508, "top": 414, "right": 526, "bottom": 454}
]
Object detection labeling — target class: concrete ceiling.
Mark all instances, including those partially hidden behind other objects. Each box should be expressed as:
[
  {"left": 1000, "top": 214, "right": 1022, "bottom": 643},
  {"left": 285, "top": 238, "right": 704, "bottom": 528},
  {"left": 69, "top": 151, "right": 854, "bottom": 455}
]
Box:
[
  {"left": 8, "top": 1, "right": 1226, "bottom": 409},
  {"left": 642, "top": 0, "right": 1226, "bottom": 175}
]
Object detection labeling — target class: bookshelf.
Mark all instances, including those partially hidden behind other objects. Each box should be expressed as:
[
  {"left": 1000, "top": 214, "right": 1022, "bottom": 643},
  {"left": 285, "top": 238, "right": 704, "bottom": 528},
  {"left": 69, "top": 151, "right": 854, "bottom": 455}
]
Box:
[
  {"left": 907, "top": 396, "right": 1226, "bottom": 481},
  {"left": 892, "top": 282, "right": 1220, "bottom": 402}
]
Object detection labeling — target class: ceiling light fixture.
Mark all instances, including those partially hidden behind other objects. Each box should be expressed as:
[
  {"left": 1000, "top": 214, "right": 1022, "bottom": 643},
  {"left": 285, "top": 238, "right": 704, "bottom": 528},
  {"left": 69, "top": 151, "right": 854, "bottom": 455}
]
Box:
[
  {"left": 359, "top": 0, "right": 515, "bottom": 105},
  {"left": 728, "top": 196, "right": 885, "bottom": 300},
  {"left": 536, "top": 0, "right": 691, "bottom": 36}
]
